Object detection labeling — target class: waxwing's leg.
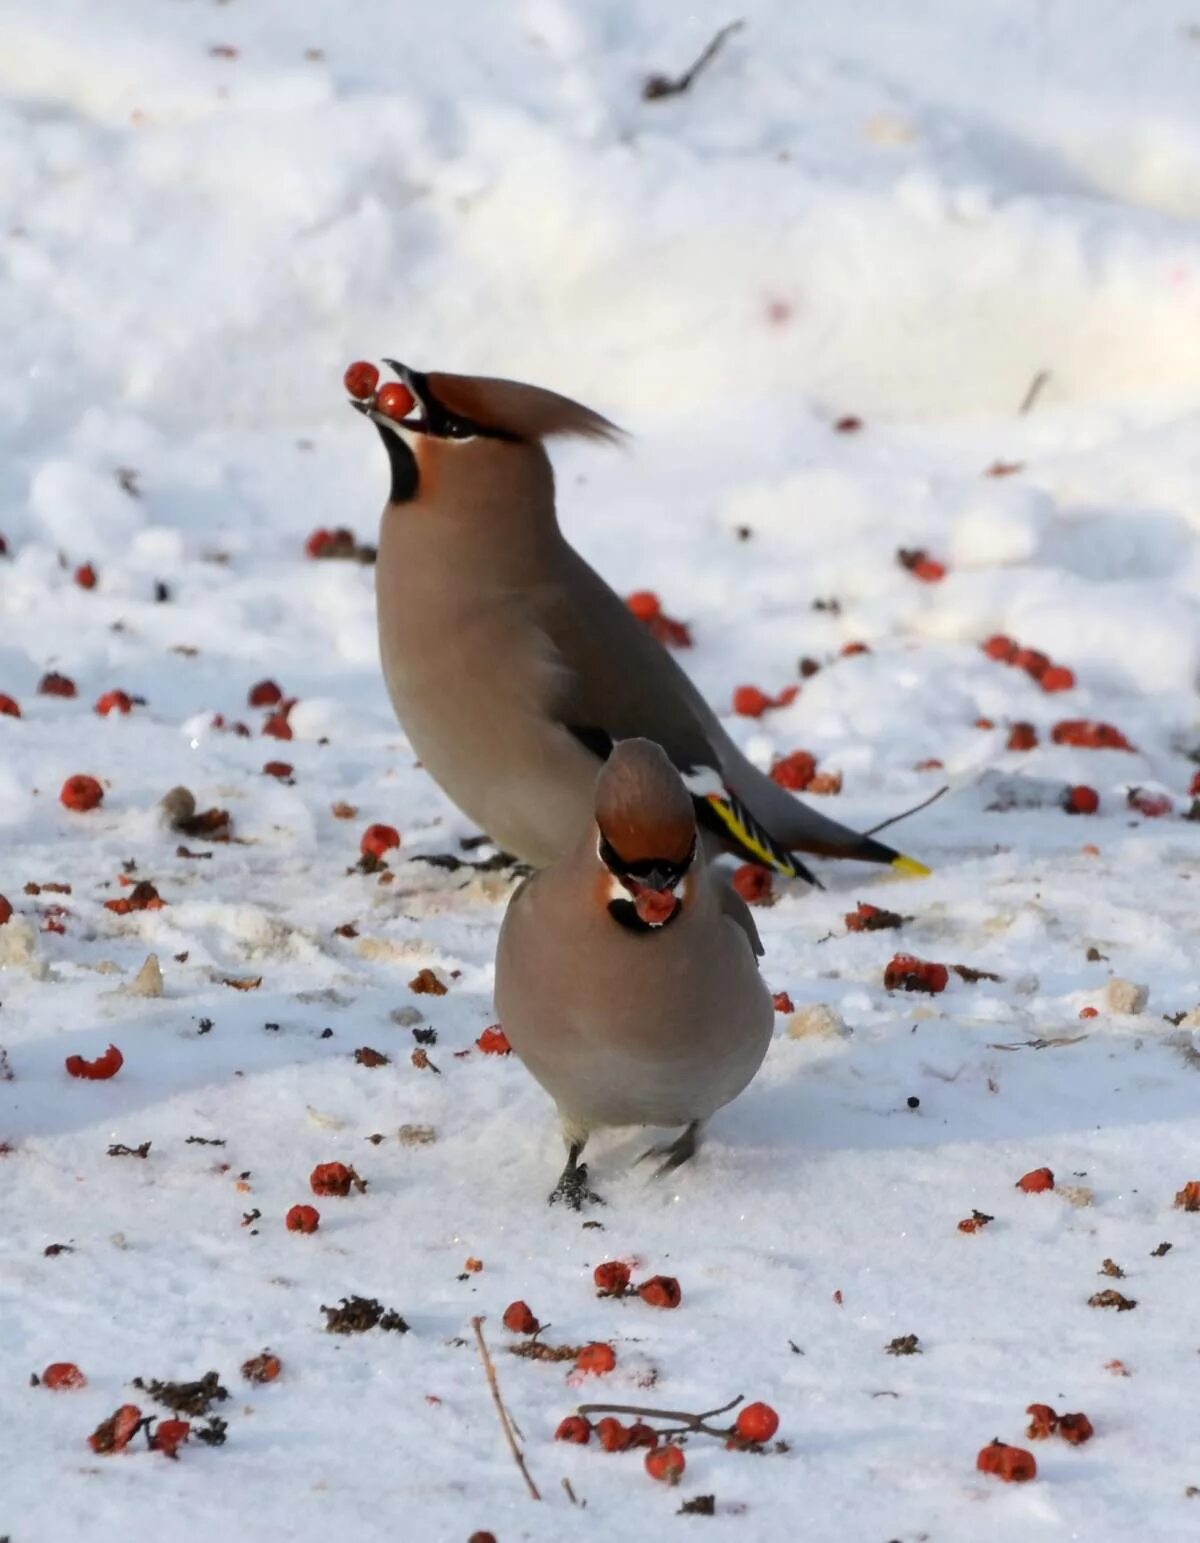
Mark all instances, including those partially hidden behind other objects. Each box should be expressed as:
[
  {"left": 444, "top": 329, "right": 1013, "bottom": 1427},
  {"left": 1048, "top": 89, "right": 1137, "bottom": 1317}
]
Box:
[
  {"left": 639, "top": 1119, "right": 704, "bottom": 1179},
  {"left": 548, "top": 1129, "right": 604, "bottom": 1210}
]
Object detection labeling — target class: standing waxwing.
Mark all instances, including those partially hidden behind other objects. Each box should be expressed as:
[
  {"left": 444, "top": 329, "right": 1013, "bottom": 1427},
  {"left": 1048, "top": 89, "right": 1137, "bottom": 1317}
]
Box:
[
  {"left": 494, "top": 738, "right": 775, "bottom": 1205},
  {"left": 352, "top": 361, "right": 929, "bottom": 884}
]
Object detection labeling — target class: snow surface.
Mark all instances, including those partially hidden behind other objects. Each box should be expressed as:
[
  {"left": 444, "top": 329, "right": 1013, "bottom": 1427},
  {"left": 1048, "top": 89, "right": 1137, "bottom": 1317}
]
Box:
[{"left": 4, "top": 2, "right": 1200, "bottom": 1539}]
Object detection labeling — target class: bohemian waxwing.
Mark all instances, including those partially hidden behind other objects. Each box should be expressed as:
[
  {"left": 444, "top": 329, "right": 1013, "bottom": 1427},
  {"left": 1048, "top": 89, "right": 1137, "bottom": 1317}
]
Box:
[
  {"left": 353, "top": 362, "right": 929, "bottom": 884},
  {"left": 493, "top": 737, "right": 775, "bottom": 1205}
]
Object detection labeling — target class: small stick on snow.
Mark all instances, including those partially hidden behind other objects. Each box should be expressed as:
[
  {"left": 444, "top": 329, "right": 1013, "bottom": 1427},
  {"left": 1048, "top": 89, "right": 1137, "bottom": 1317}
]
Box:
[
  {"left": 1019, "top": 369, "right": 1050, "bottom": 415},
  {"left": 471, "top": 1316, "right": 541, "bottom": 1502},
  {"left": 561, "top": 1477, "right": 580, "bottom": 1506},
  {"left": 863, "top": 783, "right": 948, "bottom": 837},
  {"left": 575, "top": 1392, "right": 744, "bottom": 1440},
  {"left": 643, "top": 20, "right": 744, "bottom": 100}
]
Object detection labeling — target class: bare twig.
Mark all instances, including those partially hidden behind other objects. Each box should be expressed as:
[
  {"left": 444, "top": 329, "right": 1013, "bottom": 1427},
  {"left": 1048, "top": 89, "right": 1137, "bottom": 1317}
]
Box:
[
  {"left": 643, "top": 20, "right": 744, "bottom": 100},
  {"left": 863, "top": 783, "right": 948, "bottom": 837},
  {"left": 562, "top": 1477, "right": 580, "bottom": 1506},
  {"left": 575, "top": 1393, "right": 744, "bottom": 1440},
  {"left": 1019, "top": 369, "right": 1050, "bottom": 415},
  {"left": 471, "top": 1316, "right": 541, "bottom": 1501}
]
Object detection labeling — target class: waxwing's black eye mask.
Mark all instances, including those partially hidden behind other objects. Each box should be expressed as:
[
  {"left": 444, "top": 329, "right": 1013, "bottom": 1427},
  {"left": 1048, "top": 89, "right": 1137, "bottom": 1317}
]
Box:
[{"left": 598, "top": 833, "right": 697, "bottom": 893}]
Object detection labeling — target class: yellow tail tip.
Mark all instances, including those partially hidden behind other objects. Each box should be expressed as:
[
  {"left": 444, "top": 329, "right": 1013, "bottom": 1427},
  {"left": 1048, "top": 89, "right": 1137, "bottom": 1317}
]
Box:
[{"left": 891, "top": 854, "right": 931, "bottom": 878}]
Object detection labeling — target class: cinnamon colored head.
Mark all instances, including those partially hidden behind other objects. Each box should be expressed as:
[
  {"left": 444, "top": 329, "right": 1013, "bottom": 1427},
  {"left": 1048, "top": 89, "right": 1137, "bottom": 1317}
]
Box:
[{"left": 594, "top": 740, "right": 696, "bottom": 868}]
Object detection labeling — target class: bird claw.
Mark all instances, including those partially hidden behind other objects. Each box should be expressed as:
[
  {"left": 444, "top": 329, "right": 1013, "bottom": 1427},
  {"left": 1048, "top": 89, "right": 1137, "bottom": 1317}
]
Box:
[
  {"left": 548, "top": 1161, "right": 604, "bottom": 1211},
  {"left": 638, "top": 1121, "right": 701, "bottom": 1178}
]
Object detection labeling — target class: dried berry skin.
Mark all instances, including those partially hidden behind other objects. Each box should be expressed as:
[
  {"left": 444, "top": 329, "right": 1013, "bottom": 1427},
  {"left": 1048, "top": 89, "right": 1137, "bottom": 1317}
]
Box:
[
  {"left": 1007, "top": 722, "right": 1038, "bottom": 751},
  {"left": 1016, "top": 1167, "right": 1055, "bottom": 1193},
  {"left": 286, "top": 1204, "right": 320, "bottom": 1233},
  {"left": 0, "top": 693, "right": 21, "bottom": 717},
  {"left": 732, "top": 863, "right": 773, "bottom": 906},
  {"left": 152, "top": 1418, "right": 191, "bottom": 1457},
  {"left": 88, "top": 1404, "right": 143, "bottom": 1455},
  {"left": 594, "top": 1260, "right": 631, "bottom": 1296},
  {"left": 241, "top": 1351, "right": 282, "bottom": 1383},
  {"left": 1058, "top": 1412, "right": 1094, "bottom": 1446},
  {"left": 638, "top": 1275, "right": 682, "bottom": 1309},
  {"left": 1026, "top": 1403, "right": 1058, "bottom": 1439},
  {"left": 1174, "top": 1181, "right": 1200, "bottom": 1211},
  {"left": 645, "top": 1443, "right": 686, "bottom": 1484},
  {"left": 735, "top": 1401, "right": 780, "bottom": 1443},
  {"left": 555, "top": 1415, "right": 592, "bottom": 1444},
  {"left": 883, "top": 954, "right": 948, "bottom": 993},
  {"left": 502, "top": 1300, "right": 540, "bottom": 1335},
  {"left": 596, "top": 1416, "right": 631, "bottom": 1453},
  {"left": 361, "top": 823, "right": 401, "bottom": 859},
  {"left": 0, "top": 894, "right": 12, "bottom": 925},
  {"left": 94, "top": 690, "right": 134, "bottom": 716},
  {"left": 977, "top": 1440, "right": 1037, "bottom": 1482},
  {"left": 39, "top": 671, "right": 77, "bottom": 697},
  {"left": 626, "top": 1421, "right": 659, "bottom": 1449},
  {"left": 42, "top": 1362, "right": 87, "bottom": 1390},
  {"left": 248, "top": 679, "right": 284, "bottom": 708},
  {"left": 575, "top": 1342, "right": 617, "bottom": 1375},
  {"left": 476, "top": 1025, "right": 512, "bottom": 1055},
  {"left": 65, "top": 1044, "right": 123, "bottom": 1080},
  {"left": 770, "top": 750, "right": 816, "bottom": 791}
]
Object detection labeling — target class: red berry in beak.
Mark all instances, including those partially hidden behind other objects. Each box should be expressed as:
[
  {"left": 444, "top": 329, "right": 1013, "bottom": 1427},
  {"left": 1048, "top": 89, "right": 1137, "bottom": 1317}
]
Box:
[
  {"left": 343, "top": 360, "right": 380, "bottom": 399},
  {"left": 634, "top": 888, "right": 678, "bottom": 927},
  {"left": 377, "top": 382, "right": 416, "bottom": 421}
]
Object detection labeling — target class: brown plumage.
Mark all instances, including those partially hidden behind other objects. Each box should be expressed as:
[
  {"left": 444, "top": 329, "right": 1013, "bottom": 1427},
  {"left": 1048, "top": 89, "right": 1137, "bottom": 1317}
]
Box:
[
  {"left": 427, "top": 371, "right": 624, "bottom": 445},
  {"left": 595, "top": 740, "right": 696, "bottom": 865}
]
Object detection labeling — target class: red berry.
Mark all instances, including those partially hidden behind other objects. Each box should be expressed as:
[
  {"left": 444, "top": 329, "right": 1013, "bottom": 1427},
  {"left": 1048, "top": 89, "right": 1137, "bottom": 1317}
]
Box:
[
  {"left": 1064, "top": 785, "right": 1099, "bottom": 815},
  {"left": 88, "top": 1404, "right": 143, "bottom": 1455},
  {"left": 734, "top": 1401, "right": 779, "bottom": 1443},
  {"left": 977, "top": 1440, "right": 1037, "bottom": 1482},
  {"left": 502, "top": 1300, "right": 540, "bottom": 1335},
  {"left": 772, "top": 991, "right": 794, "bottom": 1013},
  {"left": 0, "top": 693, "right": 20, "bottom": 717},
  {"left": 1058, "top": 1412, "right": 1094, "bottom": 1446},
  {"left": 840, "top": 641, "right": 870, "bottom": 657},
  {"left": 732, "top": 863, "right": 773, "bottom": 906},
  {"left": 74, "top": 562, "right": 97, "bottom": 590},
  {"left": 883, "top": 954, "right": 947, "bottom": 993},
  {"left": 770, "top": 750, "right": 816, "bottom": 791},
  {"left": 60, "top": 774, "right": 104, "bottom": 812},
  {"left": 0, "top": 895, "right": 11, "bottom": 926},
  {"left": 1040, "top": 665, "right": 1075, "bottom": 693},
  {"left": 626, "top": 590, "right": 662, "bottom": 620},
  {"left": 645, "top": 1444, "right": 686, "bottom": 1484},
  {"left": 151, "top": 1418, "right": 191, "bottom": 1457},
  {"left": 476, "top": 1025, "right": 512, "bottom": 1055},
  {"left": 593, "top": 1260, "right": 631, "bottom": 1296},
  {"left": 262, "top": 698, "right": 295, "bottom": 739},
  {"left": 286, "top": 1204, "right": 320, "bottom": 1233},
  {"left": 263, "top": 761, "right": 294, "bottom": 780},
  {"left": 1013, "top": 647, "right": 1049, "bottom": 680},
  {"left": 575, "top": 1342, "right": 616, "bottom": 1375},
  {"left": 65, "top": 1044, "right": 123, "bottom": 1080},
  {"left": 626, "top": 1421, "right": 660, "bottom": 1449},
  {"left": 555, "top": 1415, "right": 591, "bottom": 1444},
  {"left": 1128, "top": 788, "right": 1172, "bottom": 818},
  {"left": 42, "top": 1362, "right": 87, "bottom": 1390},
  {"left": 38, "top": 671, "right": 77, "bottom": 697},
  {"left": 1079, "top": 1006, "right": 1098, "bottom": 1020},
  {"left": 344, "top": 360, "right": 380, "bottom": 399},
  {"left": 309, "top": 1162, "right": 355, "bottom": 1197},
  {"left": 834, "top": 415, "right": 862, "bottom": 433},
  {"left": 376, "top": 382, "right": 416, "bottom": 421},
  {"left": 912, "top": 557, "right": 946, "bottom": 582},
  {"left": 361, "top": 823, "right": 401, "bottom": 859},
  {"left": 637, "top": 1275, "right": 682, "bottom": 1309},
  {"left": 1025, "top": 1403, "right": 1058, "bottom": 1440},
  {"left": 1007, "top": 722, "right": 1038, "bottom": 751},
  {"left": 1016, "top": 1166, "right": 1055, "bottom": 1193},
  {"left": 248, "top": 679, "right": 283, "bottom": 708},
  {"left": 1191, "top": 770, "right": 1200, "bottom": 799},
  {"left": 306, "top": 528, "right": 334, "bottom": 558},
  {"left": 983, "top": 634, "right": 1017, "bottom": 662},
  {"left": 596, "top": 1416, "right": 631, "bottom": 1453},
  {"left": 94, "top": 690, "right": 134, "bottom": 716},
  {"left": 733, "top": 684, "right": 772, "bottom": 718}
]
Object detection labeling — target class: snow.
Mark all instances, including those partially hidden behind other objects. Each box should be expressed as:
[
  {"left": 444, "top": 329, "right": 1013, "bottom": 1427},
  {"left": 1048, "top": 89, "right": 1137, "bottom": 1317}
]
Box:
[{"left": 4, "top": 1, "right": 1200, "bottom": 1538}]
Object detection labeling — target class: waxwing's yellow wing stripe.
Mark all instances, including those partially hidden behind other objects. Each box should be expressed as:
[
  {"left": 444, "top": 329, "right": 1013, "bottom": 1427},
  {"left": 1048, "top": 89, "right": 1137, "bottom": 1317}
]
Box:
[{"left": 704, "top": 793, "right": 799, "bottom": 878}]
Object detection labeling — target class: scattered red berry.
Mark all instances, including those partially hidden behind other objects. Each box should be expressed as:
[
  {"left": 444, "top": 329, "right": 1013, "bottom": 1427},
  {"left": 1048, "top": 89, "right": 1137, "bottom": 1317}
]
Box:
[
  {"left": 772, "top": 991, "right": 794, "bottom": 1014},
  {"left": 645, "top": 1443, "right": 686, "bottom": 1484},
  {"left": 840, "top": 641, "right": 870, "bottom": 657},
  {"left": 883, "top": 954, "right": 948, "bottom": 993},
  {"left": 1064, "top": 785, "right": 1099, "bottom": 815},
  {"left": 309, "top": 1162, "right": 356, "bottom": 1197},
  {"left": 1040, "top": 665, "right": 1075, "bottom": 693},
  {"left": 1079, "top": 1006, "right": 1098, "bottom": 1020},
  {"left": 625, "top": 590, "right": 692, "bottom": 647},
  {"left": 735, "top": 1401, "right": 780, "bottom": 1443},
  {"left": 0, "top": 693, "right": 20, "bottom": 717},
  {"left": 65, "top": 1044, "right": 123, "bottom": 1080},
  {"left": 555, "top": 1415, "right": 592, "bottom": 1444},
  {"left": 975, "top": 716, "right": 994, "bottom": 729},
  {"left": 0, "top": 894, "right": 11, "bottom": 926},
  {"left": 263, "top": 760, "right": 294, "bottom": 780},
  {"left": 733, "top": 683, "right": 798, "bottom": 717},
  {"left": 1174, "top": 1180, "right": 1200, "bottom": 1211},
  {"left": 74, "top": 562, "right": 97, "bottom": 591},
  {"left": 983, "top": 635, "right": 1018, "bottom": 662},
  {"left": 732, "top": 863, "right": 773, "bottom": 906},
  {"left": 1058, "top": 1412, "right": 1094, "bottom": 1446},
  {"left": 977, "top": 1440, "right": 1037, "bottom": 1482},
  {"left": 502, "top": 1301, "right": 540, "bottom": 1335},
  {"left": 1191, "top": 770, "right": 1200, "bottom": 799},
  {"left": 834, "top": 415, "right": 862, "bottom": 434},
  {"left": 41, "top": 1362, "right": 87, "bottom": 1390},
  {"left": 1016, "top": 1167, "right": 1055, "bottom": 1193},
  {"left": 38, "top": 671, "right": 77, "bottom": 697},
  {"left": 1026, "top": 1403, "right": 1058, "bottom": 1440},
  {"left": 151, "top": 1418, "right": 191, "bottom": 1457},
  {"left": 361, "top": 823, "right": 401, "bottom": 859},
  {"left": 626, "top": 1421, "right": 660, "bottom": 1450},
  {"left": 88, "top": 1404, "right": 143, "bottom": 1455},
  {"left": 61, "top": 774, "right": 104, "bottom": 812},
  {"left": 845, "top": 901, "right": 903, "bottom": 932},
  {"left": 286, "top": 1204, "right": 320, "bottom": 1233},
  {"left": 241, "top": 1351, "right": 282, "bottom": 1383},
  {"left": 248, "top": 679, "right": 284, "bottom": 708},
  {"left": 1127, "top": 788, "right": 1172, "bottom": 818},
  {"left": 376, "top": 382, "right": 416, "bottom": 421},
  {"left": 1013, "top": 647, "right": 1049, "bottom": 680},
  {"left": 94, "top": 690, "right": 134, "bottom": 716},
  {"left": 575, "top": 1342, "right": 616, "bottom": 1376},
  {"left": 262, "top": 699, "right": 295, "bottom": 739},
  {"left": 1007, "top": 722, "right": 1038, "bottom": 751},
  {"left": 596, "top": 1416, "right": 631, "bottom": 1453},
  {"left": 638, "top": 1275, "right": 682, "bottom": 1310},
  {"left": 476, "top": 1025, "right": 512, "bottom": 1055},
  {"left": 344, "top": 360, "right": 380, "bottom": 399},
  {"left": 306, "top": 528, "right": 334, "bottom": 558},
  {"left": 770, "top": 750, "right": 816, "bottom": 791},
  {"left": 626, "top": 590, "right": 661, "bottom": 620},
  {"left": 1052, "top": 720, "right": 1134, "bottom": 751},
  {"left": 594, "top": 1261, "right": 631, "bottom": 1296}
]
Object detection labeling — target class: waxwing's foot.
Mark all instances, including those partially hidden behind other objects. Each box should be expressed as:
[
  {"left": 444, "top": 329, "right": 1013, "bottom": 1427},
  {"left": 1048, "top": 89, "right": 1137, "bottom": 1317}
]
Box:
[
  {"left": 548, "top": 1144, "right": 604, "bottom": 1210},
  {"left": 639, "top": 1119, "right": 703, "bottom": 1179}
]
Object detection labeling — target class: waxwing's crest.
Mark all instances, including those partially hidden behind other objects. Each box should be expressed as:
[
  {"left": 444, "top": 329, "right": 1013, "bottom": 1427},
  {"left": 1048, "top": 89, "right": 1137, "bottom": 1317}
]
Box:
[
  {"left": 595, "top": 739, "right": 696, "bottom": 865},
  {"left": 427, "top": 372, "right": 624, "bottom": 447}
]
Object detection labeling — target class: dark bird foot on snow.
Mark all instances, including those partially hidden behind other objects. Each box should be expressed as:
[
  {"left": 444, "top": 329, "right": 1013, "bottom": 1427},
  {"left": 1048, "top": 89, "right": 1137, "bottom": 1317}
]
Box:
[
  {"left": 548, "top": 1150, "right": 604, "bottom": 1210},
  {"left": 638, "top": 1119, "right": 702, "bottom": 1178}
]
